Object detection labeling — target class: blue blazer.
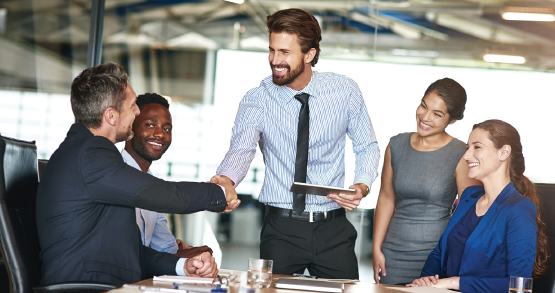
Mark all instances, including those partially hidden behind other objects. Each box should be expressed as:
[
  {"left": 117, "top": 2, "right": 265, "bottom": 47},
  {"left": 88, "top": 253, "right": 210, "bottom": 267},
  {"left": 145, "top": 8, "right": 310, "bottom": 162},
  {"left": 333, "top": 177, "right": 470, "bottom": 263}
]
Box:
[{"left": 420, "top": 183, "right": 537, "bottom": 293}]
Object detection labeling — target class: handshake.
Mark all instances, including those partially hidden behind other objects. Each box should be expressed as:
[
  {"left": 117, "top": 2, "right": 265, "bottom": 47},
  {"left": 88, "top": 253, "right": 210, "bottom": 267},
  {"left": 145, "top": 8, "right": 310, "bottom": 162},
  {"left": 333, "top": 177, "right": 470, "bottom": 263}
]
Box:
[
  {"left": 210, "top": 175, "right": 241, "bottom": 213},
  {"left": 182, "top": 175, "right": 240, "bottom": 278}
]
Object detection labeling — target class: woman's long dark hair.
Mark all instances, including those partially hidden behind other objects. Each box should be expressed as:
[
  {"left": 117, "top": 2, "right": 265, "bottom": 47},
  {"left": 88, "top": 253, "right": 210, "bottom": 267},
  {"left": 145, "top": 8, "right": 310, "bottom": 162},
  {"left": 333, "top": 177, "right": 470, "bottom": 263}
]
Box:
[
  {"left": 473, "top": 119, "right": 548, "bottom": 278},
  {"left": 423, "top": 78, "right": 467, "bottom": 121}
]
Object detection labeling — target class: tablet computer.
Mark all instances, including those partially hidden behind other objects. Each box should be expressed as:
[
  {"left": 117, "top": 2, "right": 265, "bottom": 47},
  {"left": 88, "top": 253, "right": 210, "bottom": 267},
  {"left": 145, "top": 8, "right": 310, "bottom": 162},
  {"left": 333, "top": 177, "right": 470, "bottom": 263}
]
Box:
[{"left": 290, "top": 182, "right": 356, "bottom": 196}]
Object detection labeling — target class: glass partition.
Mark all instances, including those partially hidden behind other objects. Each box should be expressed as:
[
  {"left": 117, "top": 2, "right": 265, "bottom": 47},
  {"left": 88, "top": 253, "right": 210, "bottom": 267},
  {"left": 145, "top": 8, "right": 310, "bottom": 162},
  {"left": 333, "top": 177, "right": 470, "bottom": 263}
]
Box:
[{"left": 0, "top": 0, "right": 90, "bottom": 157}]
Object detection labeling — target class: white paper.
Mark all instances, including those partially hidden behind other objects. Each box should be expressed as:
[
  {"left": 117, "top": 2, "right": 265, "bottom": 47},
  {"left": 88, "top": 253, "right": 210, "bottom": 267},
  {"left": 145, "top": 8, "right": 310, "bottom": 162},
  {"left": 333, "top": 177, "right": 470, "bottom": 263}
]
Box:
[
  {"left": 386, "top": 286, "right": 457, "bottom": 293},
  {"left": 153, "top": 275, "right": 213, "bottom": 284},
  {"left": 305, "top": 278, "right": 358, "bottom": 284}
]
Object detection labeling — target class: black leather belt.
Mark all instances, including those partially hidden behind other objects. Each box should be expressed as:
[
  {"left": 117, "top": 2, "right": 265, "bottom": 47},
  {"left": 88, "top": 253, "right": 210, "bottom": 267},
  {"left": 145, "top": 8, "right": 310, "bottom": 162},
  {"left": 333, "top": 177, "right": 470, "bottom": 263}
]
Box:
[{"left": 265, "top": 205, "right": 345, "bottom": 222}]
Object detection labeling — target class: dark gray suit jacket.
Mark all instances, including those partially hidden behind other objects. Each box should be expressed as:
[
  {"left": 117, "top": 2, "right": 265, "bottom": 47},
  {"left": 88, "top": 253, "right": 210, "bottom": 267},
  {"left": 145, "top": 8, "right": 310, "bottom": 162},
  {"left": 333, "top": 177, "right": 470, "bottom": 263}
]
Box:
[{"left": 36, "top": 123, "right": 227, "bottom": 286}]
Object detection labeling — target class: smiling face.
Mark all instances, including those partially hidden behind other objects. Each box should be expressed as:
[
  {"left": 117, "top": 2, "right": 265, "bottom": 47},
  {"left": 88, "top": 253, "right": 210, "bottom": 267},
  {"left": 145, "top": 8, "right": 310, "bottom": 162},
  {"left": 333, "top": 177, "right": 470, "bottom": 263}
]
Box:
[
  {"left": 115, "top": 83, "right": 140, "bottom": 143},
  {"left": 128, "top": 103, "right": 172, "bottom": 162},
  {"left": 415, "top": 90, "right": 453, "bottom": 137},
  {"left": 268, "top": 32, "right": 306, "bottom": 86},
  {"left": 464, "top": 128, "right": 506, "bottom": 181}
]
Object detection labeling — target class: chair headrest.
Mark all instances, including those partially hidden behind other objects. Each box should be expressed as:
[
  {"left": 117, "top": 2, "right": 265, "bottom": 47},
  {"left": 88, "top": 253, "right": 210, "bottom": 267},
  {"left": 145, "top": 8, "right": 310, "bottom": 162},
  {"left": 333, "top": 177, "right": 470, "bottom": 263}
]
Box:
[{"left": 0, "top": 136, "right": 38, "bottom": 208}]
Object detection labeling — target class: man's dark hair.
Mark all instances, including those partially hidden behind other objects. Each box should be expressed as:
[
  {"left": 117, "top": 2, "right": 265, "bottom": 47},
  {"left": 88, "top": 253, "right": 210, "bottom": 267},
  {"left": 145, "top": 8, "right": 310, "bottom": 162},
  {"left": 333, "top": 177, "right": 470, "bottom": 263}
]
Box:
[
  {"left": 267, "top": 8, "right": 322, "bottom": 67},
  {"left": 136, "top": 93, "right": 170, "bottom": 110},
  {"left": 71, "top": 62, "right": 129, "bottom": 129}
]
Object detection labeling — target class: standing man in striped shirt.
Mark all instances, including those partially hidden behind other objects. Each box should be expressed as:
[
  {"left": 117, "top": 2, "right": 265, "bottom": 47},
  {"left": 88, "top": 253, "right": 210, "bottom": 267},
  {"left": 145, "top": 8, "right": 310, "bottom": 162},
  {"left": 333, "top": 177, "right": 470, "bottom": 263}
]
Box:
[{"left": 213, "top": 8, "right": 380, "bottom": 279}]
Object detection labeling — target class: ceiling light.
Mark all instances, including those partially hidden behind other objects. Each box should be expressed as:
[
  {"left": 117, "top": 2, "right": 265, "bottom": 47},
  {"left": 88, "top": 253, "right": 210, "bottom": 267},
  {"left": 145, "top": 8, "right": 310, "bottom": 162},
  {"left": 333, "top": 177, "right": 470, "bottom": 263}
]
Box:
[
  {"left": 502, "top": 12, "right": 555, "bottom": 22},
  {"left": 224, "top": 0, "right": 244, "bottom": 4},
  {"left": 483, "top": 54, "right": 525, "bottom": 64}
]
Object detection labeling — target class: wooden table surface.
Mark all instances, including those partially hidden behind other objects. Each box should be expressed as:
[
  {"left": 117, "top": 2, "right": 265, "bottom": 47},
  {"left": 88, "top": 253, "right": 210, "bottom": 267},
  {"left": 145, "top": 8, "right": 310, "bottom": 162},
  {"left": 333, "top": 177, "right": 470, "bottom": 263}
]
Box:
[{"left": 120, "top": 269, "right": 406, "bottom": 293}]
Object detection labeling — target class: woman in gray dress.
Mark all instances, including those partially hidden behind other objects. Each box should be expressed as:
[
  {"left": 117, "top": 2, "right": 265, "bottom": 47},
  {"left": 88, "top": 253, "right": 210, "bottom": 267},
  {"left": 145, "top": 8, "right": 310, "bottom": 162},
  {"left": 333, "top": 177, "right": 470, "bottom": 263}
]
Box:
[{"left": 372, "top": 78, "right": 481, "bottom": 285}]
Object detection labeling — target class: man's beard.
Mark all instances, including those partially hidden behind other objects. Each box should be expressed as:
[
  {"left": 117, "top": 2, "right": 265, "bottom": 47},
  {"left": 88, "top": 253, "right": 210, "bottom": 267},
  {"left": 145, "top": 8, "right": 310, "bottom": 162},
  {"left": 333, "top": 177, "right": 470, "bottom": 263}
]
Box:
[
  {"left": 130, "top": 137, "right": 170, "bottom": 162},
  {"left": 271, "top": 58, "right": 305, "bottom": 86},
  {"left": 115, "top": 124, "right": 133, "bottom": 143}
]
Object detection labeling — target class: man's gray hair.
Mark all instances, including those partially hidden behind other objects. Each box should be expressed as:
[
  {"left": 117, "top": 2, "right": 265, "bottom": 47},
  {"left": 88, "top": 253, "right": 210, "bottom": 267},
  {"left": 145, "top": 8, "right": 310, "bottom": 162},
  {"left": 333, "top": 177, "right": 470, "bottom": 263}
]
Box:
[{"left": 70, "top": 62, "right": 129, "bottom": 129}]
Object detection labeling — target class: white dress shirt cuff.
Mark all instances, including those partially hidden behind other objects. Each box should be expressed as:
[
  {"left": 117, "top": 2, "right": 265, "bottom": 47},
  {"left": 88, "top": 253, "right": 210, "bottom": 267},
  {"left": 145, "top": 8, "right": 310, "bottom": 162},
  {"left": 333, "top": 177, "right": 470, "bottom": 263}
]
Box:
[
  {"left": 176, "top": 258, "right": 187, "bottom": 275},
  {"left": 353, "top": 175, "right": 373, "bottom": 195},
  {"left": 219, "top": 185, "right": 226, "bottom": 197},
  {"left": 217, "top": 171, "right": 240, "bottom": 187}
]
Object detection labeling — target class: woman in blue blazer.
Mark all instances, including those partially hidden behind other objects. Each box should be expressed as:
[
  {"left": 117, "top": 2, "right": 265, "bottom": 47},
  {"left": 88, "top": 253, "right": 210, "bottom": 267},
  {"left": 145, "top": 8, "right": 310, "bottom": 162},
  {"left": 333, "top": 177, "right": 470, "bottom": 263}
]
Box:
[{"left": 408, "top": 120, "right": 548, "bottom": 293}]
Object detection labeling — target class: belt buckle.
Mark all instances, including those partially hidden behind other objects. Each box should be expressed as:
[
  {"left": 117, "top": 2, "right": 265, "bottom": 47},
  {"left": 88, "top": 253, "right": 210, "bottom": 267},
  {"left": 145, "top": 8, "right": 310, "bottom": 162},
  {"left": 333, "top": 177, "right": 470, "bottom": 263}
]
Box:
[{"left": 308, "top": 211, "right": 328, "bottom": 222}]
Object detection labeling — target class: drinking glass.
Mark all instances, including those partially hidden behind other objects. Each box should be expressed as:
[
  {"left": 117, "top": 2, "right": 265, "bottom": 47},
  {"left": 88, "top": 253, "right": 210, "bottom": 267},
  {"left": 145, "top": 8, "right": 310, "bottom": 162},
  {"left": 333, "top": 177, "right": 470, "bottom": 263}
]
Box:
[
  {"left": 509, "top": 276, "right": 533, "bottom": 293},
  {"left": 247, "top": 258, "right": 273, "bottom": 288}
]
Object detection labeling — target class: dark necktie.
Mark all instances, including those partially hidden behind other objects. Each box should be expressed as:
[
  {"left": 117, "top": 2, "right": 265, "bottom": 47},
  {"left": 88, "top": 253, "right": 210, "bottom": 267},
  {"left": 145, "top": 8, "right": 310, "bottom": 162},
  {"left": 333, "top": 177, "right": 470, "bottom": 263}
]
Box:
[{"left": 293, "top": 93, "right": 310, "bottom": 215}]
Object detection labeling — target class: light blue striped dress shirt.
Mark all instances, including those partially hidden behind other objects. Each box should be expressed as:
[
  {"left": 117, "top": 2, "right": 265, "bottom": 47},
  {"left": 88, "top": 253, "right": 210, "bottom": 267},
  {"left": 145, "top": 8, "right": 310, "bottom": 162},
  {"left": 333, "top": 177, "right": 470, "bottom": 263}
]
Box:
[
  {"left": 217, "top": 71, "right": 380, "bottom": 211},
  {"left": 121, "top": 149, "right": 179, "bottom": 254},
  {"left": 121, "top": 149, "right": 186, "bottom": 275}
]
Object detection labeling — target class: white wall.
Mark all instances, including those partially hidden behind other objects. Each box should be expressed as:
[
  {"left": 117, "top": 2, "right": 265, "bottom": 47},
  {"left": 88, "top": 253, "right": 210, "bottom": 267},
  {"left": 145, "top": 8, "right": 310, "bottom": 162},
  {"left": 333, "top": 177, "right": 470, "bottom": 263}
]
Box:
[{"left": 213, "top": 49, "right": 555, "bottom": 209}]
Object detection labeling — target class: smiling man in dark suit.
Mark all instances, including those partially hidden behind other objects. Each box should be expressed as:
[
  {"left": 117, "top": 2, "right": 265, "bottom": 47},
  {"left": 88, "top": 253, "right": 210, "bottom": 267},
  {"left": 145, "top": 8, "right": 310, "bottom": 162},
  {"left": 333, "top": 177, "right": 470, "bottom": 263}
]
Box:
[{"left": 36, "top": 63, "right": 240, "bottom": 286}]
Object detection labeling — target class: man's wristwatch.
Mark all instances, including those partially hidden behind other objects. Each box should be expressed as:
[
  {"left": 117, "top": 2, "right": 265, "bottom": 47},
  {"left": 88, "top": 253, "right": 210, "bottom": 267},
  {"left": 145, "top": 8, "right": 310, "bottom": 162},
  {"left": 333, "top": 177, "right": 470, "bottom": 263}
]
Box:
[{"left": 356, "top": 183, "right": 370, "bottom": 197}]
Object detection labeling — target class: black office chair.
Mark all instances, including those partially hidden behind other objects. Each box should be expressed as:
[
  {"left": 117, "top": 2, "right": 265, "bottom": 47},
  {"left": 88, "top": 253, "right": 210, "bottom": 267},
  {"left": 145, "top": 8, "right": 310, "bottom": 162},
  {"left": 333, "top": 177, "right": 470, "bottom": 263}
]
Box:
[
  {"left": 533, "top": 183, "right": 555, "bottom": 293},
  {"left": 0, "top": 135, "right": 115, "bottom": 293},
  {"left": 37, "top": 160, "right": 48, "bottom": 182},
  {"left": 0, "top": 255, "right": 9, "bottom": 292}
]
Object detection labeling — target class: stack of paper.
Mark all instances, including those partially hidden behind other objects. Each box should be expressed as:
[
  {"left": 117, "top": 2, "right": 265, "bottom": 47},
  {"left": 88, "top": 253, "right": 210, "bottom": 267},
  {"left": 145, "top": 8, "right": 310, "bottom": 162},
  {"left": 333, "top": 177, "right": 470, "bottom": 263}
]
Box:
[
  {"left": 386, "top": 286, "right": 458, "bottom": 293},
  {"left": 153, "top": 275, "right": 214, "bottom": 284},
  {"left": 275, "top": 278, "right": 345, "bottom": 292}
]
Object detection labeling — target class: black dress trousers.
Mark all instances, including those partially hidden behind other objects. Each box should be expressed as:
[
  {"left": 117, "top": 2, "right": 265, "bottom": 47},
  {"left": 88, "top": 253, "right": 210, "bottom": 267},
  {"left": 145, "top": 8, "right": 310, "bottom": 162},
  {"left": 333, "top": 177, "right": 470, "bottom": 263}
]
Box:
[{"left": 259, "top": 213, "right": 359, "bottom": 279}]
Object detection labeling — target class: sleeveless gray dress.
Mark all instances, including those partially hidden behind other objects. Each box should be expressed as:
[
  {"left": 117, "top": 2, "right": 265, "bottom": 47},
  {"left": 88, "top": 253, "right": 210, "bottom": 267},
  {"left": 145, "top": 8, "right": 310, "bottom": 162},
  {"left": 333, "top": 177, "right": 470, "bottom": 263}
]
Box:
[{"left": 379, "top": 132, "right": 466, "bottom": 285}]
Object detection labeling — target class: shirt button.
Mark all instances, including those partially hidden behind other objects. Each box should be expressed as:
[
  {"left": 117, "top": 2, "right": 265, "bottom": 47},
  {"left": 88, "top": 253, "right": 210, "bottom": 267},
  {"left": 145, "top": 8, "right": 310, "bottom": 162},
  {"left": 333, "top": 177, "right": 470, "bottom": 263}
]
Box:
[{"left": 309, "top": 149, "right": 311, "bottom": 152}]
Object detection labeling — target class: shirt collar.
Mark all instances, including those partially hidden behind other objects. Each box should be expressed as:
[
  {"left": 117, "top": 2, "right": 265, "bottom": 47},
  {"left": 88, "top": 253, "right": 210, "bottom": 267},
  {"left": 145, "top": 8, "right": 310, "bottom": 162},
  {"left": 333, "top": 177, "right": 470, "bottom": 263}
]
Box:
[
  {"left": 277, "top": 71, "right": 319, "bottom": 100},
  {"left": 469, "top": 182, "right": 518, "bottom": 204},
  {"left": 121, "top": 148, "right": 152, "bottom": 175}
]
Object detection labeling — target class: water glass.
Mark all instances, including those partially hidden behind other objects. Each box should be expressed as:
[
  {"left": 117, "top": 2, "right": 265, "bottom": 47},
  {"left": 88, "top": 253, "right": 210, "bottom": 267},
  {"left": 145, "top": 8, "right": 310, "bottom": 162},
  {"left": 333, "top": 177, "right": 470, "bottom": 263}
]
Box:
[
  {"left": 247, "top": 258, "right": 273, "bottom": 288},
  {"left": 509, "top": 276, "right": 533, "bottom": 293}
]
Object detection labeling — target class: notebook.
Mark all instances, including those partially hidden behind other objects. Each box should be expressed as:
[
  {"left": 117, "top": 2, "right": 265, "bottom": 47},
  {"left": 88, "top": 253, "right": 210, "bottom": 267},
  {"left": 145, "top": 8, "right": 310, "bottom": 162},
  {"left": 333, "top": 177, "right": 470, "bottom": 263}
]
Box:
[{"left": 275, "top": 278, "right": 344, "bottom": 293}]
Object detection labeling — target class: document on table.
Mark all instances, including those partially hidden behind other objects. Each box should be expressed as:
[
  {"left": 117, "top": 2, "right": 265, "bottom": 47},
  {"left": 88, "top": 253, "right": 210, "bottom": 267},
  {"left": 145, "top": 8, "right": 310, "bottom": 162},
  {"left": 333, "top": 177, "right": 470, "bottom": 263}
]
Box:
[
  {"left": 317, "top": 278, "right": 358, "bottom": 284},
  {"left": 110, "top": 285, "right": 182, "bottom": 292},
  {"left": 153, "top": 275, "right": 214, "bottom": 284},
  {"left": 275, "top": 278, "right": 344, "bottom": 293},
  {"left": 386, "top": 286, "right": 456, "bottom": 293}
]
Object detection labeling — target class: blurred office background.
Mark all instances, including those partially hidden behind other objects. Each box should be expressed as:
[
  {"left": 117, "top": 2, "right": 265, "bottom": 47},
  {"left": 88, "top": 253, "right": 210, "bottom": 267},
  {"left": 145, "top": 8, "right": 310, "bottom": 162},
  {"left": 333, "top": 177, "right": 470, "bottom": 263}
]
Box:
[{"left": 1, "top": 0, "right": 555, "bottom": 283}]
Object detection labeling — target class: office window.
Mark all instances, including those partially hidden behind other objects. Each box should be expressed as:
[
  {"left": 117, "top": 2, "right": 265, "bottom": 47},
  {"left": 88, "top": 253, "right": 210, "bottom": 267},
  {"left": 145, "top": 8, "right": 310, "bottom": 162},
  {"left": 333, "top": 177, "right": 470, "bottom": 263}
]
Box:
[{"left": 0, "top": 0, "right": 89, "bottom": 158}]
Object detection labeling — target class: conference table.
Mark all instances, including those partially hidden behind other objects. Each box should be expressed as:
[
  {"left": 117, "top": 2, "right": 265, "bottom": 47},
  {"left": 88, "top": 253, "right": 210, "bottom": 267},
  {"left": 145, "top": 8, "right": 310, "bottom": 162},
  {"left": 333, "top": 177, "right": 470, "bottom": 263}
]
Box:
[{"left": 111, "top": 269, "right": 409, "bottom": 293}]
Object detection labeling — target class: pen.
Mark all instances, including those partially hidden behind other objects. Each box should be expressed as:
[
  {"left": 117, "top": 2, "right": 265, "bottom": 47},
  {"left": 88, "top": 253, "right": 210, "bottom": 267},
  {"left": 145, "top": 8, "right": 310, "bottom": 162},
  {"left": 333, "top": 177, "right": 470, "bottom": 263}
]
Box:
[{"left": 172, "top": 283, "right": 219, "bottom": 293}]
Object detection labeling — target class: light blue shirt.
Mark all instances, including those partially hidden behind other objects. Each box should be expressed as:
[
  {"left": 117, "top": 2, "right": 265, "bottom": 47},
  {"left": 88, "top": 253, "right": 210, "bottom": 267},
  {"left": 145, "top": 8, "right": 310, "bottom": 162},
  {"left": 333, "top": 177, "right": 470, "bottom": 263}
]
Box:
[
  {"left": 217, "top": 71, "right": 380, "bottom": 211},
  {"left": 121, "top": 149, "right": 186, "bottom": 275}
]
